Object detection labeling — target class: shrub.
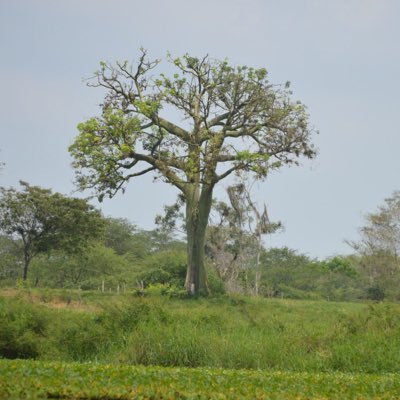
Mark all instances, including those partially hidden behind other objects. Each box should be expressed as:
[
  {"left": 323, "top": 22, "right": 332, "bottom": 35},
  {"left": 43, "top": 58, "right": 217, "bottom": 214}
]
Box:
[
  {"left": 137, "top": 251, "right": 187, "bottom": 287},
  {"left": 366, "top": 285, "right": 385, "bottom": 301},
  {"left": 0, "top": 299, "right": 49, "bottom": 359}
]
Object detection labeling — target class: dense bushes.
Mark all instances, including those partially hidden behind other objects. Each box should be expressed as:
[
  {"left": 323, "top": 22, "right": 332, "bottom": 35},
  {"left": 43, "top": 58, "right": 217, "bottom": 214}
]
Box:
[
  {"left": 0, "top": 299, "right": 48, "bottom": 359},
  {"left": 137, "top": 251, "right": 187, "bottom": 287}
]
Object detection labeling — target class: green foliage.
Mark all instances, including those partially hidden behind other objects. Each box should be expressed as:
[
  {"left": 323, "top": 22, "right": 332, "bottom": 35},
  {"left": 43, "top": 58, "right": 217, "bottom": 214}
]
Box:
[
  {"left": 69, "top": 50, "right": 317, "bottom": 294},
  {"left": 0, "top": 182, "right": 105, "bottom": 280},
  {"left": 2, "top": 290, "right": 400, "bottom": 374},
  {"left": 349, "top": 191, "right": 400, "bottom": 295},
  {"left": 323, "top": 256, "right": 358, "bottom": 277},
  {"left": 0, "top": 299, "right": 49, "bottom": 359},
  {"left": 2, "top": 359, "right": 400, "bottom": 400},
  {"left": 0, "top": 235, "right": 21, "bottom": 282},
  {"left": 105, "top": 217, "right": 186, "bottom": 258},
  {"left": 260, "top": 249, "right": 365, "bottom": 301},
  {"left": 28, "top": 243, "right": 132, "bottom": 289},
  {"left": 137, "top": 250, "right": 187, "bottom": 287},
  {"left": 104, "top": 217, "right": 139, "bottom": 256},
  {"left": 367, "top": 285, "right": 385, "bottom": 301},
  {"left": 207, "top": 267, "right": 225, "bottom": 295}
]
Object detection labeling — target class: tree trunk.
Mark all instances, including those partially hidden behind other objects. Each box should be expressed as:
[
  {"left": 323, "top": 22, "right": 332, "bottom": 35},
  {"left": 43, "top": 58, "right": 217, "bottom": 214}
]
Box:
[
  {"left": 254, "top": 233, "right": 262, "bottom": 296},
  {"left": 22, "top": 254, "right": 30, "bottom": 281},
  {"left": 185, "top": 184, "right": 213, "bottom": 295}
]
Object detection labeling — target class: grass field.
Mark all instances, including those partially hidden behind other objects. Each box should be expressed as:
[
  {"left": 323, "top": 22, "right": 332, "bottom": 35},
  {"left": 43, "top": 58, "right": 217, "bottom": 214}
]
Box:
[
  {"left": 1, "top": 288, "right": 400, "bottom": 398},
  {"left": 2, "top": 288, "right": 400, "bottom": 372},
  {"left": 1, "top": 359, "right": 400, "bottom": 399}
]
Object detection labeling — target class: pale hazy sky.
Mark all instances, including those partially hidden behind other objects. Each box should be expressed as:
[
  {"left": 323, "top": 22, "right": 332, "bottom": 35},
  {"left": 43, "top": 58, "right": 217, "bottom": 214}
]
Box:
[{"left": 1, "top": 0, "right": 399, "bottom": 258}]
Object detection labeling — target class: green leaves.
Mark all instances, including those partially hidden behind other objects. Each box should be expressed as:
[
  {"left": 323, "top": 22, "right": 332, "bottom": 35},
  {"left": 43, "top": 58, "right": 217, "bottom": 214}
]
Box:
[
  {"left": 0, "top": 182, "right": 105, "bottom": 279},
  {"left": 69, "top": 108, "right": 147, "bottom": 198},
  {"left": 70, "top": 50, "right": 316, "bottom": 199},
  {"left": 1, "top": 359, "right": 400, "bottom": 399}
]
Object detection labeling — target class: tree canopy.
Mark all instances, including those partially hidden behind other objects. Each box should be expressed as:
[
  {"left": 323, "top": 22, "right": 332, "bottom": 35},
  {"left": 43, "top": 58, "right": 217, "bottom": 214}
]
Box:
[
  {"left": 69, "top": 50, "right": 316, "bottom": 294},
  {"left": 0, "top": 181, "right": 105, "bottom": 280},
  {"left": 348, "top": 191, "right": 400, "bottom": 293},
  {"left": 355, "top": 191, "right": 400, "bottom": 258}
]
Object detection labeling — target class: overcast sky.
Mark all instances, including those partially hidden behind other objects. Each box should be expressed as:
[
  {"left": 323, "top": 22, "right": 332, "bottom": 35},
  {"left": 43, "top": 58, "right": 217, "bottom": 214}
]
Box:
[{"left": 1, "top": 0, "right": 399, "bottom": 258}]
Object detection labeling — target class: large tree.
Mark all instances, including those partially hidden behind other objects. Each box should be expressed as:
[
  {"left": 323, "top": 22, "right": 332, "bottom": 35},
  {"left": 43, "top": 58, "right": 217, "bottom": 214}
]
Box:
[
  {"left": 0, "top": 181, "right": 104, "bottom": 280},
  {"left": 69, "top": 50, "right": 316, "bottom": 295}
]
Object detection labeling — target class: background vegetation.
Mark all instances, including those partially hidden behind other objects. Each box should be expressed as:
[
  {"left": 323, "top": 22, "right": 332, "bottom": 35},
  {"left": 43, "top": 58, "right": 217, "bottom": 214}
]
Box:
[{"left": 1, "top": 209, "right": 398, "bottom": 302}]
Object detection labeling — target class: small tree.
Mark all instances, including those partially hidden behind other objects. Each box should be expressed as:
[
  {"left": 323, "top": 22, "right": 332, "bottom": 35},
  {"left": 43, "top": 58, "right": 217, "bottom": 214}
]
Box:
[
  {"left": 207, "top": 183, "right": 282, "bottom": 294},
  {"left": 0, "top": 182, "right": 104, "bottom": 280},
  {"left": 240, "top": 185, "right": 283, "bottom": 295},
  {"left": 207, "top": 198, "right": 256, "bottom": 292},
  {"left": 349, "top": 191, "right": 400, "bottom": 280},
  {"left": 69, "top": 50, "right": 316, "bottom": 295}
]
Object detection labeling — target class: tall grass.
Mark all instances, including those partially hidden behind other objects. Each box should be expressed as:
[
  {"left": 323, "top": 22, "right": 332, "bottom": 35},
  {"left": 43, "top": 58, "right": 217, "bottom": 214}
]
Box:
[{"left": 1, "top": 290, "right": 400, "bottom": 373}]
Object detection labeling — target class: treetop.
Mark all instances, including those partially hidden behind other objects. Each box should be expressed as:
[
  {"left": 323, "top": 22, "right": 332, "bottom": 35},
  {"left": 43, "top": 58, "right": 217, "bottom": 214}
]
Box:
[{"left": 70, "top": 49, "right": 317, "bottom": 200}]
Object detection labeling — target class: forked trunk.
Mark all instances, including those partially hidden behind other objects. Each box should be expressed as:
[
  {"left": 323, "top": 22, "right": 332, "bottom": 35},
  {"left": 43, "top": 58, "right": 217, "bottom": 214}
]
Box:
[{"left": 185, "top": 184, "right": 213, "bottom": 295}]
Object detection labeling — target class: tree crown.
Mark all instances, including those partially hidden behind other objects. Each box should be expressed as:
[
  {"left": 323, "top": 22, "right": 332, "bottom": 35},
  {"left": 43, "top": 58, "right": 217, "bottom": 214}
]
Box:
[
  {"left": 69, "top": 50, "right": 316, "bottom": 199},
  {"left": 0, "top": 181, "right": 105, "bottom": 257}
]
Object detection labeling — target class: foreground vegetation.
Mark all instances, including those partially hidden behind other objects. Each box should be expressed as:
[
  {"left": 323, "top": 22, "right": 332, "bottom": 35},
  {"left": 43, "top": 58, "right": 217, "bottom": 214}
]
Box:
[
  {"left": 1, "top": 359, "right": 400, "bottom": 399},
  {"left": 2, "top": 289, "right": 400, "bottom": 373}
]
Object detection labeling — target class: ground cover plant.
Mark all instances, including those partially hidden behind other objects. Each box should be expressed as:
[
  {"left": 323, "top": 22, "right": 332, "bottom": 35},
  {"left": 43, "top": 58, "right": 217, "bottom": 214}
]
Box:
[
  {"left": 2, "top": 289, "right": 400, "bottom": 373},
  {"left": 1, "top": 359, "right": 400, "bottom": 399}
]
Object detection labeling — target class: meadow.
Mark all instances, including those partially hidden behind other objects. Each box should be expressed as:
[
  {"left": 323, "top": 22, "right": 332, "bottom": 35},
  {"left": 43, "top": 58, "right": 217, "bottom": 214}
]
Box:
[
  {"left": 2, "top": 288, "right": 400, "bottom": 398},
  {"left": 2, "top": 288, "right": 400, "bottom": 371}
]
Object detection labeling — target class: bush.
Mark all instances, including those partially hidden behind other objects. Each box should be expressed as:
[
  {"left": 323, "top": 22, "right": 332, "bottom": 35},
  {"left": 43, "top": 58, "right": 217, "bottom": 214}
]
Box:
[
  {"left": 0, "top": 299, "right": 49, "bottom": 359},
  {"left": 137, "top": 251, "right": 187, "bottom": 287},
  {"left": 207, "top": 268, "right": 225, "bottom": 295},
  {"left": 366, "top": 285, "right": 385, "bottom": 301}
]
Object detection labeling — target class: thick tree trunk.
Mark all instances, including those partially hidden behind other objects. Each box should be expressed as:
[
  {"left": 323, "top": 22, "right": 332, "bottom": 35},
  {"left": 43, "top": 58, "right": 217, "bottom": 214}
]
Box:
[{"left": 185, "top": 184, "right": 213, "bottom": 295}]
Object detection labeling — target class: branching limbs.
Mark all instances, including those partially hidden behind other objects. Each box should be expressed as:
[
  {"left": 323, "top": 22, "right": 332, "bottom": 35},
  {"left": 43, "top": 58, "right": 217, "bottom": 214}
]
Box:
[{"left": 70, "top": 50, "right": 316, "bottom": 202}]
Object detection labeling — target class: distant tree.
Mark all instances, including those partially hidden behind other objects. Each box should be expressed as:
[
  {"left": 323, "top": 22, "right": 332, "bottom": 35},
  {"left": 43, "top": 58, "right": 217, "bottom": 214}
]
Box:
[
  {"left": 69, "top": 50, "right": 316, "bottom": 294},
  {"left": 137, "top": 250, "right": 187, "bottom": 288},
  {"left": 207, "top": 202, "right": 256, "bottom": 292},
  {"left": 0, "top": 235, "right": 21, "bottom": 281},
  {"left": 155, "top": 195, "right": 185, "bottom": 238},
  {"left": 355, "top": 191, "right": 400, "bottom": 257},
  {"left": 207, "top": 184, "right": 281, "bottom": 294},
  {"left": 261, "top": 247, "right": 312, "bottom": 296},
  {"left": 104, "top": 217, "right": 183, "bottom": 260},
  {"left": 323, "top": 257, "right": 357, "bottom": 277},
  {"left": 228, "top": 183, "right": 282, "bottom": 295},
  {"left": 0, "top": 182, "right": 105, "bottom": 280},
  {"left": 105, "top": 217, "right": 138, "bottom": 255},
  {"left": 348, "top": 191, "right": 400, "bottom": 284},
  {"left": 30, "top": 243, "right": 131, "bottom": 289}
]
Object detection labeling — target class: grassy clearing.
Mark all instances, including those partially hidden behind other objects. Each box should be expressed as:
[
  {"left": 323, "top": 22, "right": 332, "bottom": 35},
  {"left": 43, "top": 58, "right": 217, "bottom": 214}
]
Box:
[
  {"left": 1, "top": 359, "right": 400, "bottom": 399},
  {"left": 1, "top": 289, "right": 400, "bottom": 372}
]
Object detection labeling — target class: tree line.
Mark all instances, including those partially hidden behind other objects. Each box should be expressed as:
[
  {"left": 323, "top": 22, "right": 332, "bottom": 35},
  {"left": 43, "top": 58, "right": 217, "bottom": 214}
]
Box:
[{"left": 1, "top": 181, "right": 399, "bottom": 301}]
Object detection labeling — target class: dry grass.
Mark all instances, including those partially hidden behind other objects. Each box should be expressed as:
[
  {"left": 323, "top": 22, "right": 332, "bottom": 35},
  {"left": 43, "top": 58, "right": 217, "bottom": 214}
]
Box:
[{"left": 0, "top": 288, "right": 99, "bottom": 312}]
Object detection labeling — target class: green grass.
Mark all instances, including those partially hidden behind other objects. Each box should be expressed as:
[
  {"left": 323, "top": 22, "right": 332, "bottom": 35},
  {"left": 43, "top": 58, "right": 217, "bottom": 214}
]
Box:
[
  {"left": 1, "top": 359, "right": 400, "bottom": 399},
  {"left": 1, "top": 289, "right": 400, "bottom": 373}
]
